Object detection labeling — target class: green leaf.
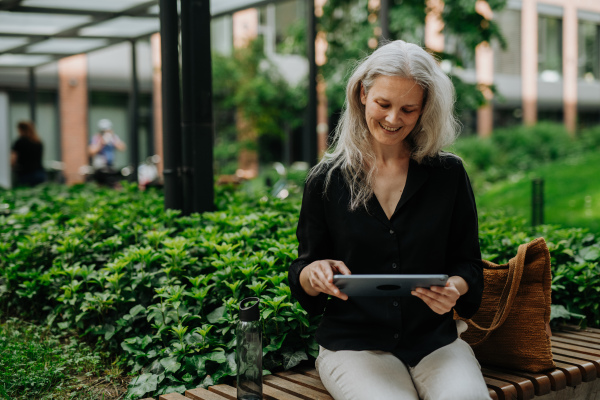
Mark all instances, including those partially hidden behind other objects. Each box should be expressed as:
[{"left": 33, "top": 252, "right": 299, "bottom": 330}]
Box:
[
  {"left": 130, "top": 304, "right": 146, "bottom": 316},
  {"left": 104, "top": 324, "right": 116, "bottom": 340},
  {"left": 207, "top": 305, "right": 226, "bottom": 323},
  {"left": 264, "top": 334, "right": 287, "bottom": 354},
  {"left": 121, "top": 342, "right": 143, "bottom": 356},
  {"left": 160, "top": 356, "right": 182, "bottom": 373},
  {"left": 550, "top": 305, "right": 585, "bottom": 321},
  {"left": 226, "top": 352, "right": 237, "bottom": 375},
  {"left": 157, "top": 384, "right": 187, "bottom": 396},
  {"left": 186, "top": 354, "right": 208, "bottom": 375},
  {"left": 127, "top": 373, "right": 159, "bottom": 398},
  {"left": 199, "top": 374, "right": 214, "bottom": 389},
  {"left": 207, "top": 351, "right": 227, "bottom": 364},
  {"left": 140, "top": 335, "right": 153, "bottom": 349},
  {"left": 282, "top": 350, "right": 308, "bottom": 370}
]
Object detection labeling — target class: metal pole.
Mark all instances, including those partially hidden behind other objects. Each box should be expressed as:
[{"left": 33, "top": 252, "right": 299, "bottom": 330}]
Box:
[
  {"left": 28, "top": 67, "right": 37, "bottom": 123},
  {"left": 532, "top": 178, "right": 544, "bottom": 226},
  {"left": 180, "top": 0, "right": 194, "bottom": 215},
  {"left": 188, "top": 0, "right": 215, "bottom": 213},
  {"left": 129, "top": 40, "right": 140, "bottom": 183},
  {"left": 147, "top": 97, "right": 154, "bottom": 157},
  {"left": 380, "top": 0, "right": 390, "bottom": 42},
  {"left": 305, "top": 0, "right": 318, "bottom": 166},
  {"left": 159, "top": 0, "right": 183, "bottom": 210}
]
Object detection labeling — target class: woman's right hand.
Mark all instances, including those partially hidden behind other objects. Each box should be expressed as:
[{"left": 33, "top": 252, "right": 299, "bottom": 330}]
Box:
[{"left": 300, "top": 260, "right": 351, "bottom": 300}]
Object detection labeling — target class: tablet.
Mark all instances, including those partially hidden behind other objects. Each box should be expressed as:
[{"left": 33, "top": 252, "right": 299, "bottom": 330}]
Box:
[{"left": 332, "top": 274, "right": 448, "bottom": 297}]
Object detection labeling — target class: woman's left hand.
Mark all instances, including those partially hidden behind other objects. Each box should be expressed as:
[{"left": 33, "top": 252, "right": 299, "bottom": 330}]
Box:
[{"left": 411, "top": 276, "right": 468, "bottom": 315}]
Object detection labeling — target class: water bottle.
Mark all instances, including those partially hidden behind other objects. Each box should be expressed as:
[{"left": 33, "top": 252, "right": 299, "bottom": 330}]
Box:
[{"left": 236, "top": 297, "right": 263, "bottom": 400}]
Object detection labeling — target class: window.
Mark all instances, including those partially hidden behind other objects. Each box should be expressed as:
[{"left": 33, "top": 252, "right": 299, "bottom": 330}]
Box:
[
  {"left": 538, "top": 15, "right": 562, "bottom": 78},
  {"left": 494, "top": 9, "right": 522, "bottom": 75},
  {"left": 211, "top": 15, "right": 233, "bottom": 56},
  {"left": 578, "top": 20, "right": 599, "bottom": 81}
]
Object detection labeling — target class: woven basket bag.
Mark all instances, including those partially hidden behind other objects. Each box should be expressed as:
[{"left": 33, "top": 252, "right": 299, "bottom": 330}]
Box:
[{"left": 459, "top": 237, "right": 555, "bottom": 372}]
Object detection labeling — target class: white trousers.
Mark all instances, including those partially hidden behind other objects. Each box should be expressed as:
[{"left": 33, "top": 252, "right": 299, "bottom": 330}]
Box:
[{"left": 315, "top": 322, "right": 492, "bottom": 400}]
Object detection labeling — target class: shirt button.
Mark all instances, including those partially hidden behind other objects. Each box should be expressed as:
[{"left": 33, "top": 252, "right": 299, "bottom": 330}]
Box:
[
  {"left": 394, "top": 333, "right": 399, "bottom": 339},
  {"left": 393, "top": 301, "right": 399, "bottom": 307},
  {"left": 389, "top": 229, "right": 395, "bottom": 234},
  {"left": 392, "top": 263, "right": 397, "bottom": 269}
]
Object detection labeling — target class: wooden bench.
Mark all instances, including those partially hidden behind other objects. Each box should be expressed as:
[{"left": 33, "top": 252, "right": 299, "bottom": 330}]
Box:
[{"left": 152, "top": 326, "right": 600, "bottom": 400}]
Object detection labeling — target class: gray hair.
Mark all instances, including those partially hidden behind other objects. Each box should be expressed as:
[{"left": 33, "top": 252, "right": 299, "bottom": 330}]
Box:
[{"left": 309, "top": 40, "right": 460, "bottom": 211}]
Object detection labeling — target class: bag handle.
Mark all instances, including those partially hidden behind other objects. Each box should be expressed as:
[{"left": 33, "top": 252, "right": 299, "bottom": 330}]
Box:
[{"left": 466, "top": 242, "right": 528, "bottom": 346}]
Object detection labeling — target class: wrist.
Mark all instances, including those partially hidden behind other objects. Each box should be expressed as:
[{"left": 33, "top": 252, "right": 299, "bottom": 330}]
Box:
[
  {"left": 300, "top": 266, "right": 319, "bottom": 297},
  {"left": 448, "top": 276, "right": 469, "bottom": 296}
]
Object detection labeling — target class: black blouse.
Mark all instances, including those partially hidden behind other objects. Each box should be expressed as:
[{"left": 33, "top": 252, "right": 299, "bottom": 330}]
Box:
[
  {"left": 288, "top": 155, "right": 484, "bottom": 366},
  {"left": 12, "top": 137, "right": 43, "bottom": 175}
]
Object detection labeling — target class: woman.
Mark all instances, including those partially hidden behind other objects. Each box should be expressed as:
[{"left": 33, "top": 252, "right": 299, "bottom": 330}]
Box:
[
  {"left": 288, "top": 40, "right": 490, "bottom": 400},
  {"left": 11, "top": 121, "right": 46, "bottom": 187}
]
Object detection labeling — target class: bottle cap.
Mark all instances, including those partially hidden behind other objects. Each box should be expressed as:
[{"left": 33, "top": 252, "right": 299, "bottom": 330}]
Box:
[{"left": 239, "top": 297, "right": 260, "bottom": 321}]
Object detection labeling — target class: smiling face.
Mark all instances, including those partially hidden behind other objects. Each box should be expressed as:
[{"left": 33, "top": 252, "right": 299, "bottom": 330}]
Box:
[{"left": 360, "top": 75, "right": 424, "bottom": 151}]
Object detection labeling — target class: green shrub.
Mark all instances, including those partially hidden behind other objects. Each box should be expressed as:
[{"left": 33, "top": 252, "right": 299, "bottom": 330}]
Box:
[
  {"left": 452, "top": 121, "right": 581, "bottom": 191},
  {"left": 579, "top": 125, "right": 600, "bottom": 151},
  {"left": 0, "top": 183, "right": 313, "bottom": 399}
]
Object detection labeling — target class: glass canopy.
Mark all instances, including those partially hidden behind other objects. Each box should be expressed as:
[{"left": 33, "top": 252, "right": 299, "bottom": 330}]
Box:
[{"left": 0, "top": 0, "right": 282, "bottom": 68}]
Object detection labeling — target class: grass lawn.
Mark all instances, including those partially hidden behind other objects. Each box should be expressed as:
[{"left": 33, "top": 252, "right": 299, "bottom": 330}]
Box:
[
  {"left": 475, "top": 151, "right": 600, "bottom": 233},
  {"left": 0, "top": 317, "right": 129, "bottom": 399}
]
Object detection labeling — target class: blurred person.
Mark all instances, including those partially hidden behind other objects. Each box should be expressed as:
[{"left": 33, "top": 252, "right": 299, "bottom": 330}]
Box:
[
  {"left": 11, "top": 121, "right": 47, "bottom": 187},
  {"left": 88, "top": 119, "right": 126, "bottom": 186}
]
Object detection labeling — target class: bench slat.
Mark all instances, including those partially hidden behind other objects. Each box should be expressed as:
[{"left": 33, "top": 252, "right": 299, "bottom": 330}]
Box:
[
  {"left": 554, "top": 361, "right": 584, "bottom": 386},
  {"left": 553, "top": 332, "right": 600, "bottom": 345},
  {"left": 159, "top": 393, "right": 190, "bottom": 400},
  {"left": 485, "top": 367, "right": 553, "bottom": 396},
  {"left": 208, "top": 384, "right": 236, "bottom": 400},
  {"left": 275, "top": 370, "right": 330, "bottom": 394},
  {"left": 552, "top": 341, "right": 600, "bottom": 358},
  {"left": 263, "top": 382, "right": 309, "bottom": 400},
  {"left": 552, "top": 346, "right": 600, "bottom": 375},
  {"left": 264, "top": 375, "right": 333, "bottom": 400},
  {"left": 484, "top": 376, "right": 520, "bottom": 400},
  {"left": 556, "top": 329, "right": 600, "bottom": 340},
  {"left": 553, "top": 354, "right": 597, "bottom": 382},
  {"left": 482, "top": 368, "right": 535, "bottom": 399},
  {"left": 552, "top": 335, "right": 600, "bottom": 350},
  {"left": 294, "top": 366, "right": 320, "bottom": 380},
  {"left": 185, "top": 387, "right": 234, "bottom": 400}
]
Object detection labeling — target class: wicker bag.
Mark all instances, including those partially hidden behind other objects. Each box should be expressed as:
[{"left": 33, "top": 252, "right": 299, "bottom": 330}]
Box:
[{"left": 459, "top": 237, "right": 555, "bottom": 372}]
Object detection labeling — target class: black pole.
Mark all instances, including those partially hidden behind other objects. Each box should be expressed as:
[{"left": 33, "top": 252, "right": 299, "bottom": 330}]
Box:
[
  {"left": 147, "top": 97, "right": 154, "bottom": 157},
  {"left": 190, "top": 0, "right": 215, "bottom": 213},
  {"left": 180, "top": 0, "right": 194, "bottom": 215},
  {"left": 159, "top": 0, "right": 183, "bottom": 210},
  {"left": 305, "top": 0, "right": 318, "bottom": 166},
  {"left": 28, "top": 67, "right": 37, "bottom": 123},
  {"left": 129, "top": 40, "right": 140, "bottom": 183},
  {"left": 380, "top": 0, "right": 390, "bottom": 42}
]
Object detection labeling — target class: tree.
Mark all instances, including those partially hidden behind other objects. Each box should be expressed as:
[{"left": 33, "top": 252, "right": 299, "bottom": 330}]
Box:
[
  {"left": 319, "top": 0, "right": 507, "bottom": 117},
  {"left": 212, "top": 38, "right": 307, "bottom": 174}
]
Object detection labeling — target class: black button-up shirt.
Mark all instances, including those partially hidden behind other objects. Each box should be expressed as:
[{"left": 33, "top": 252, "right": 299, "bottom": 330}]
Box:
[{"left": 288, "top": 155, "right": 484, "bottom": 366}]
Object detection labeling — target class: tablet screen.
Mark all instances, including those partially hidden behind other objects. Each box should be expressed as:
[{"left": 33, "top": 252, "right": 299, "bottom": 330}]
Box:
[{"left": 332, "top": 274, "right": 448, "bottom": 297}]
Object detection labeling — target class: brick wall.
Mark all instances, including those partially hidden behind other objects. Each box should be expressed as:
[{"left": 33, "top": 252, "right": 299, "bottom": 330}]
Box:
[{"left": 58, "top": 54, "right": 88, "bottom": 184}]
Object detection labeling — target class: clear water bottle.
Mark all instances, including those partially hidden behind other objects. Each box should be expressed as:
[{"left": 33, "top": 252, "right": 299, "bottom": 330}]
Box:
[{"left": 236, "top": 297, "right": 263, "bottom": 400}]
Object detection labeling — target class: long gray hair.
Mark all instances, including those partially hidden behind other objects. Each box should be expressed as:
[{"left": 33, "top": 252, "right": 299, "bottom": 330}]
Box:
[{"left": 309, "top": 40, "right": 460, "bottom": 211}]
